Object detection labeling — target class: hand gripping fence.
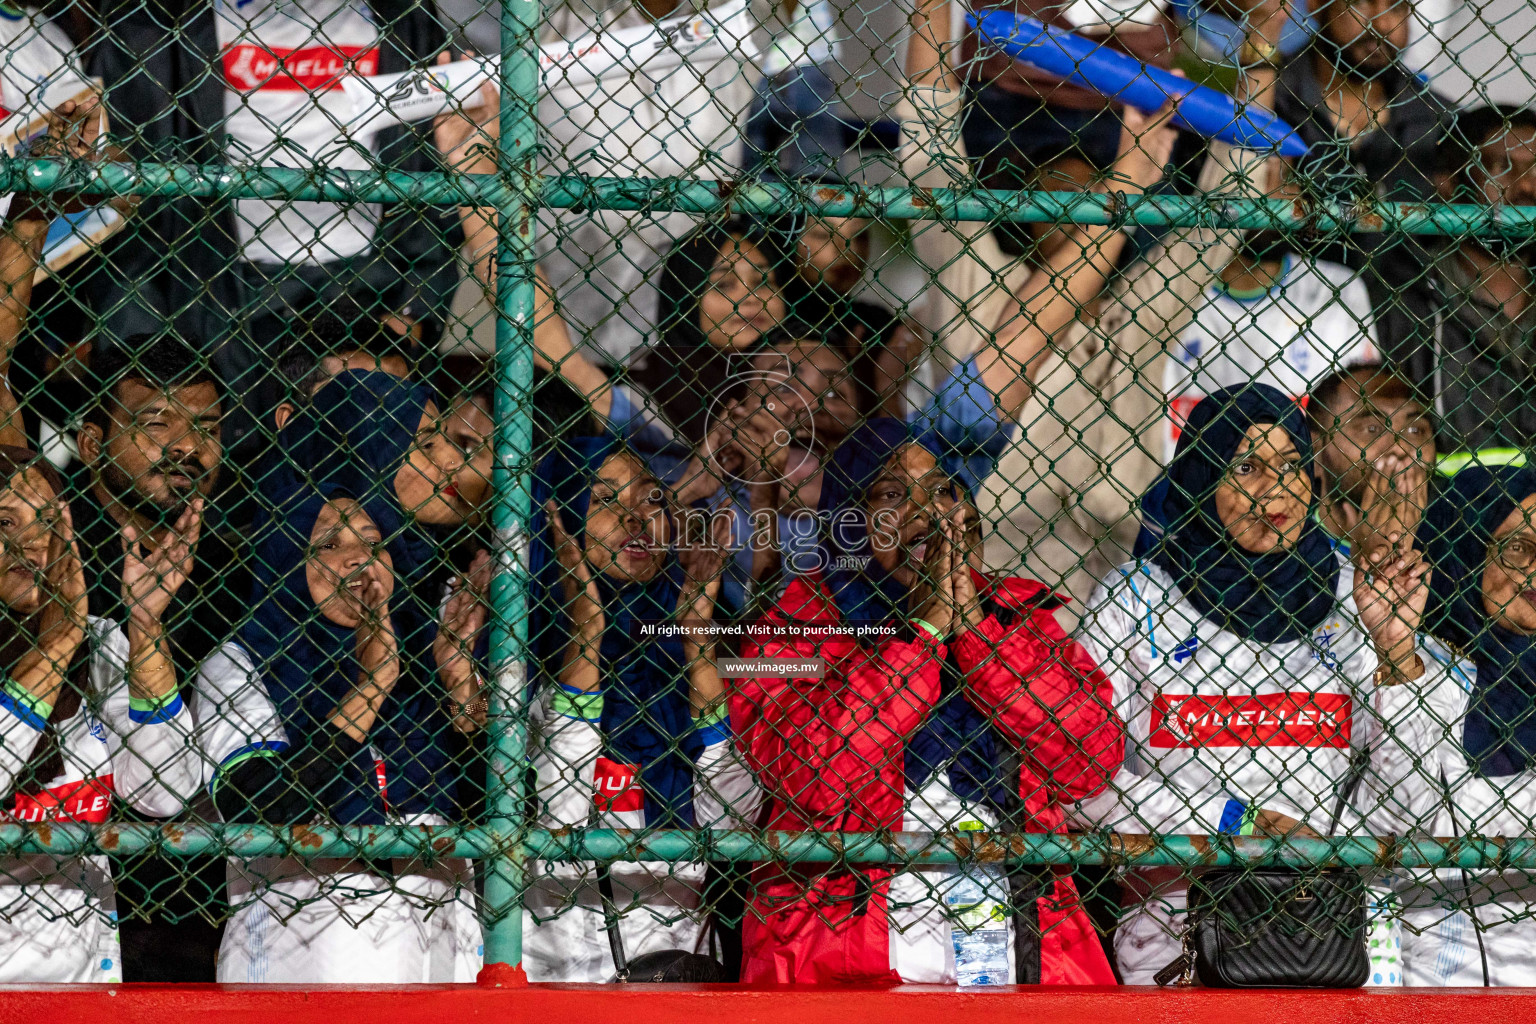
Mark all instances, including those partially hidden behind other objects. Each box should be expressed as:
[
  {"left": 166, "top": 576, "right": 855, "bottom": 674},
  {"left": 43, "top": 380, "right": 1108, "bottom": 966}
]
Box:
[{"left": 4, "top": 0, "right": 1536, "bottom": 989}]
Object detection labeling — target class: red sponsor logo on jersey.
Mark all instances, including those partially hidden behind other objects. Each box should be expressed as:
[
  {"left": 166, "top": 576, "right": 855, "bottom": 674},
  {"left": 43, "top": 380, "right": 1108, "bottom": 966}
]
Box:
[
  {"left": 373, "top": 756, "right": 389, "bottom": 812},
  {"left": 1148, "top": 692, "right": 1350, "bottom": 749},
  {"left": 1168, "top": 394, "right": 1309, "bottom": 443},
  {"left": 11, "top": 776, "right": 113, "bottom": 824},
  {"left": 222, "top": 43, "right": 379, "bottom": 92},
  {"left": 593, "top": 757, "right": 643, "bottom": 813}
]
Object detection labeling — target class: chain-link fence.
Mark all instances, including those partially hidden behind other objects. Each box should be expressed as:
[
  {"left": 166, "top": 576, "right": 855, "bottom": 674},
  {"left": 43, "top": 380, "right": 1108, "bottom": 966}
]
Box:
[{"left": 1, "top": 0, "right": 1536, "bottom": 990}]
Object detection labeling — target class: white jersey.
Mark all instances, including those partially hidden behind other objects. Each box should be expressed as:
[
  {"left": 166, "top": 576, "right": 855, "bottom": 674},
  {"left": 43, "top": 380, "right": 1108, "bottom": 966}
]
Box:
[
  {"left": 0, "top": 5, "right": 87, "bottom": 224},
  {"left": 1366, "top": 637, "right": 1536, "bottom": 985},
  {"left": 191, "top": 642, "right": 481, "bottom": 983},
  {"left": 215, "top": 0, "right": 381, "bottom": 266},
  {"left": 535, "top": 0, "right": 758, "bottom": 365},
  {"left": 1161, "top": 256, "right": 1379, "bottom": 461},
  {"left": 0, "top": 616, "right": 201, "bottom": 983},
  {"left": 525, "top": 681, "right": 760, "bottom": 981},
  {"left": 1073, "top": 558, "right": 1397, "bottom": 983}
]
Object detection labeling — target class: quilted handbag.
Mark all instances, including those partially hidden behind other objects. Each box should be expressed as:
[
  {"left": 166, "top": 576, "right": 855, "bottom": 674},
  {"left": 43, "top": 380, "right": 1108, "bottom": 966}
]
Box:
[
  {"left": 1154, "top": 755, "right": 1370, "bottom": 989},
  {"left": 1175, "top": 867, "right": 1370, "bottom": 988}
]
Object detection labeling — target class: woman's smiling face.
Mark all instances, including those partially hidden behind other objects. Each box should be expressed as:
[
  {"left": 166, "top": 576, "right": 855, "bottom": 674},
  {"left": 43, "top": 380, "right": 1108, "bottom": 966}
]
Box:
[
  {"left": 1483, "top": 494, "right": 1536, "bottom": 634},
  {"left": 305, "top": 498, "right": 395, "bottom": 628},
  {"left": 581, "top": 453, "right": 671, "bottom": 585},
  {"left": 696, "top": 238, "right": 786, "bottom": 353}
]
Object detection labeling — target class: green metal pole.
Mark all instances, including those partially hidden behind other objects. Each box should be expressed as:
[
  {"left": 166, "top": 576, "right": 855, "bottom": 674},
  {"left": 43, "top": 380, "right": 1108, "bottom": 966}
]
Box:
[
  {"left": 6, "top": 824, "right": 1536, "bottom": 871},
  {"left": 9, "top": 157, "right": 1536, "bottom": 235},
  {"left": 480, "top": 0, "right": 541, "bottom": 979}
]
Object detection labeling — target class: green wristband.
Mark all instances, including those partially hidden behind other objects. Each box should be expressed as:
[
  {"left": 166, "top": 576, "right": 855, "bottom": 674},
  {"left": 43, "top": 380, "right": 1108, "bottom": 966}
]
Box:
[
  {"left": 911, "top": 617, "right": 947, "bottom": 642},
  {"left": 1, "top": 676, "right": 52, "bottom": 730}
]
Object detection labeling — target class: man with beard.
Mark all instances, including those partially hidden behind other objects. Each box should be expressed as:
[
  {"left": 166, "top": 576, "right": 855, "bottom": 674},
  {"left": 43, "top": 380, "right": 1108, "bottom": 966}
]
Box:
[
  {"left": 1371, "top": 106, "right": 1536, "bottom": 457},
  {"left": 69, "top": 335, "right": 233, "bottom": 983},
  {"left": 1272, "top": 0, "right": 1447, "bottom": 276},
  {"left": 1307, "top": 362, "right": 1436, "bottom": 553},
  {"left": 1275, "top": 0, "right": 1445, "bottom": 191},
  {"left": 73, "top": 337, "right": 226, "bottom": 632}
]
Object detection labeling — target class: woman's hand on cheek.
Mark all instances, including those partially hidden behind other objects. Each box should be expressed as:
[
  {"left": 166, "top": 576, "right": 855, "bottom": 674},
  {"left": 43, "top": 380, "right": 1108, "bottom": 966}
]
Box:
[
  {"left": 676, "top": 496, "right": 733, "bottom": 630},
  {"left": 436, "top": 549, "right": 490, "bottom": 682},
  {"left": 41, "top": 501, "right": 87, "bottom": 658}
]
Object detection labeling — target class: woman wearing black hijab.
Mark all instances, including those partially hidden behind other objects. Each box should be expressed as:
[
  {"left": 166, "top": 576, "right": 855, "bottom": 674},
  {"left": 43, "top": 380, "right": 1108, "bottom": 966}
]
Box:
[
  {"left": 1361, "top": 465, "right": 1536, "bottom": 984},
  {"left": 1073, "top": 383, "right": 1429, "bottom": 984}
]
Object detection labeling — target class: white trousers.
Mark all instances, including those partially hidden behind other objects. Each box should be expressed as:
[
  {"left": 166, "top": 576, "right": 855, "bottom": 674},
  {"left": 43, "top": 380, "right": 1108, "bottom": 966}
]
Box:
[
  {"left": 218, "top": 858, "right": 481, "bottom": 983},
  {"left": 0, "top": 883, "right": 121, "bottom": 983}
]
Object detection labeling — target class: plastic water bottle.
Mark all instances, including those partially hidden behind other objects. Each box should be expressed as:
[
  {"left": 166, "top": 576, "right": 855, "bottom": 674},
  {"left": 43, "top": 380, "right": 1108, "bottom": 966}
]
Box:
[
  {"left": 1365, "top": 882, "right": 1403, "bottom": 986},
  {"left": 946, "top": 867, "right": 1011, "bottom": 986}
]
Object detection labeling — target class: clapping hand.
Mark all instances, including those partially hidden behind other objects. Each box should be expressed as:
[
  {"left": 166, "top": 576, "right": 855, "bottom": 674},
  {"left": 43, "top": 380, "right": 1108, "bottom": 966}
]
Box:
[
  {"left": 546, "top": 498, "right": 603, "bottom": 633},
  {"left": 1113, "top": 97, "right": 1180, "bottom": 195},
  {"left": 436, "top": 548, "right": 491, "bottom": 684},
  {"left": 40, "top": 501, "right": 87, "bottom": 662},
  {"left": 121, "top": 498, "right": 203, "bottom": 631},
  {"left": 1353, "top": 529, "right": 1429, "bottom": 683},
  {"left": 676, "top": 495, "right": 734, "bottom": 631}
]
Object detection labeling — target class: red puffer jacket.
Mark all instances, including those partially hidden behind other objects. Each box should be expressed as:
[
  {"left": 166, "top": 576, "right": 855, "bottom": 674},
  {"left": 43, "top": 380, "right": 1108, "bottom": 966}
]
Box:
[{"left": 731, "top": 573, "right": 1124, "bottom": 985}]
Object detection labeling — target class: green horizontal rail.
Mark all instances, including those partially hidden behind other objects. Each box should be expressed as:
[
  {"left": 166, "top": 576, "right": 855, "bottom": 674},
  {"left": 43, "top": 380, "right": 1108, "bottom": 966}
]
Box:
[
  {"left": 12, "top": 824, "right": 1536, "bottom": 869},
  {"left": 5, "top": 157, "right": 1536, "bottom": 234}
]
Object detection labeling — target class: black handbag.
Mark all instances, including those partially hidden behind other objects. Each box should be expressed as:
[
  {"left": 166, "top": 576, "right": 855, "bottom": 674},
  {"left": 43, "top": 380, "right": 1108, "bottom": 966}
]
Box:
[
  {"left": 1154, "top": 755, "right": 1370, "bottom": 989},
  {"left": 1175, "top": 866, "right": 1370, "bottom": 988},
  {"left": 596, "top": 865, "right": 727, "bottom": 983}
]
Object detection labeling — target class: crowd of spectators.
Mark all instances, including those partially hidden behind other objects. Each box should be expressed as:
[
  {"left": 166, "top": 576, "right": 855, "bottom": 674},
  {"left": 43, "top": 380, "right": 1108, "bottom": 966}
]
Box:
[{"left": 1, "top": 0, "right": 1536, "bottom": 991}]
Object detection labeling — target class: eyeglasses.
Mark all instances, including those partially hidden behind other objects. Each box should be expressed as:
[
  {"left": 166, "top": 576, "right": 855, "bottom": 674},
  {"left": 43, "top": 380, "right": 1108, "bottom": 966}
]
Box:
[{"left": 1491, "top": 533, "right": 1536, "bottom": 571}]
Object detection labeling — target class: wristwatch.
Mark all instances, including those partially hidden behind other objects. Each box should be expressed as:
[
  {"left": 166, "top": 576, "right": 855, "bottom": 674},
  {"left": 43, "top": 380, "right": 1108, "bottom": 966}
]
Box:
[
  {"left": 1373, "top": 654, "right": 1425, "bottom": 688},
  {"left": 443, "top": 692, "right": 490, "bottom": 719}
]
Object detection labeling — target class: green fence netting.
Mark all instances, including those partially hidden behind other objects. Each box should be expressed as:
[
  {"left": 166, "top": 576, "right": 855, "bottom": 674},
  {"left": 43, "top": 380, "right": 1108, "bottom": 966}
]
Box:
[{"left": 3, "top": 0, "right": 1536, "bottom": 990}]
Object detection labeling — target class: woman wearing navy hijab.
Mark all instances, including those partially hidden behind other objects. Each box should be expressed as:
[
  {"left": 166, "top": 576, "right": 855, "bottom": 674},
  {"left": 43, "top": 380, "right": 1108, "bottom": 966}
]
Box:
[
  {"left": 521, "top": 435, "right": 760, "bottom": 981},
  {"left": 1360, "top": 465, "right": 1536, "bottom": 984},
  {"left": 269, "top": 369, "right": 471, "bottom": 534},
  {"left": 732, "top": 418, "right": 1124, "bottom": 985},
  {"left": 189, "top": 478, "right": 489, "bottom": 983},
  {"left": 1073, "top": 383, "right": 1429, "bottom": 984}
]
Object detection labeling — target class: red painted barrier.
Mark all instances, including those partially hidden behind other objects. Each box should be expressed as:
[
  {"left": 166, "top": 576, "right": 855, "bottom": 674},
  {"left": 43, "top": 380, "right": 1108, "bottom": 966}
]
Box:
[{"left": 4, "top": 984, "right": 1536, "bottom": 1024}]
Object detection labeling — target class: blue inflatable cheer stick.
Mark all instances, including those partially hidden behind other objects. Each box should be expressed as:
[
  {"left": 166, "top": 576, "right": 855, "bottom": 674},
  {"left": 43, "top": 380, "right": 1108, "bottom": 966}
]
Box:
[{"left": 968, "top": 10, "right": 1308, "bottom": 157}]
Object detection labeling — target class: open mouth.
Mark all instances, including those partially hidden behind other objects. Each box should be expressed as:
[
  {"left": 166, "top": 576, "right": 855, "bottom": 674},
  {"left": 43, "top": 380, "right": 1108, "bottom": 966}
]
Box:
[
  {"left": 620, "top": 536, "right": 653, "bottom": 560},
  {"left": 902, "top": 528, "right": 937, "bottom": 565}
]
